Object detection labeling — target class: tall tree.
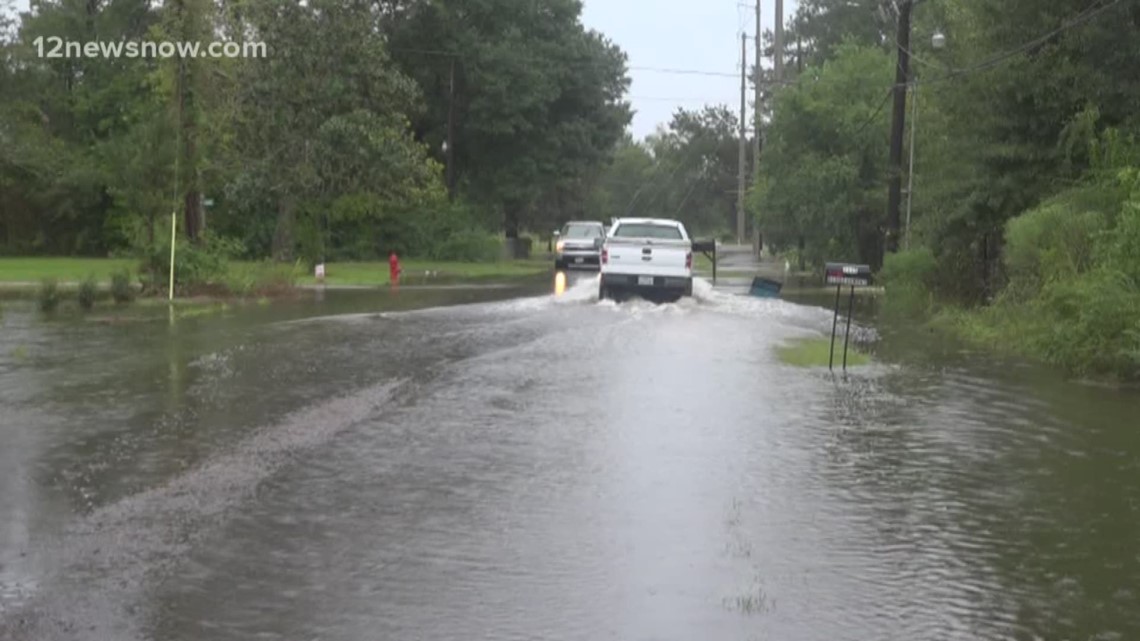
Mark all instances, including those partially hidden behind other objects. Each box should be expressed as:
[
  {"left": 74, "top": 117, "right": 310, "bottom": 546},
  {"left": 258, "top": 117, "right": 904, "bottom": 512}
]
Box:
[
  {"left": 223, "top": 0, "right": 438, "bottom": 261},
  {"left": 384, "top": 0, "right": 631, "bottom": 239},
  {"left": 750, "top": 43, "right": 894, "bottom": 268}
]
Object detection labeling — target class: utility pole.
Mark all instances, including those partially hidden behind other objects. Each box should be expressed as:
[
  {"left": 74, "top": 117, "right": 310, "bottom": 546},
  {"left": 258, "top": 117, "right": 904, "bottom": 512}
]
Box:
[
  {"left": 905, "top": 81, "right": 918, "bottom": 250},
  {"left": 754, "top": 0, "right": 763, "bottom": 256},
  {"left": 754, "top": 0, "right": 762, "bottom": 166},
  {"left": 446, "top": 58, "right": 457, "bottom": 201},
  {"left": 774, "top": 0, "right": 784, "bottom": 81},
  {"left": 886, "top": 0, "right": 913, "bottom": 254},
  {"left": 737, "top": 33, "right": 747, "bottom": 245}
]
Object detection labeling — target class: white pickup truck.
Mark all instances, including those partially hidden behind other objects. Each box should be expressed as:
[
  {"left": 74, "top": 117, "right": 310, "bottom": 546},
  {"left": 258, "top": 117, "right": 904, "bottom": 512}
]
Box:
[{"left": 598, "top": 217, "right": 693, "bottom": 302}]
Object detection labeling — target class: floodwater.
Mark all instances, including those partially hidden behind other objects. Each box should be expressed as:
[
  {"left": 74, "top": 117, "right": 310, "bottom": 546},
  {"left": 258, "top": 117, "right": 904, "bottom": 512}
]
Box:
[{"left": 1, "top": 273, "right": 1138, "bottom": 641}]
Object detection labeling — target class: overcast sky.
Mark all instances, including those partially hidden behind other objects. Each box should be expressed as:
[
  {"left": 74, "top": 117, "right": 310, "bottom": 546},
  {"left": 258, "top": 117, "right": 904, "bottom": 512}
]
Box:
[
  {"left": 582, "top": 0, "right": 797, "bottom": 139},
  {"left": 6, "top": 0, "right": 796, "bottom": 139}
]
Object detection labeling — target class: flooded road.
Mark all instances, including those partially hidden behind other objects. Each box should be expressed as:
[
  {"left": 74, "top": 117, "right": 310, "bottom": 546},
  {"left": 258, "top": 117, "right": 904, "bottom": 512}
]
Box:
[{"left": 1, "top": 275, "right": 1138, "bottom": 640}]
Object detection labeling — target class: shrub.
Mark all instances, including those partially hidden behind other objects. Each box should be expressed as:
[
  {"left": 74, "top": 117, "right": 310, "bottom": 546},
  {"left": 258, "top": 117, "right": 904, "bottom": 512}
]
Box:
[
  {"left": 1003, "top": 193, "right": 1108, "bottom": 301},
  {"left": 879, "top": 248, "right": 937, "bottom": 319},
  {"left": 111, "top": 270, "right": 134, "bottom": 303},
  {"left": 223, "top": 261, "right": 299, "bottom": 297},
  {"left": 137, "top": 234, "right": 242, "bottom": 295},
  {"left": 1100, "top": 196, "right": 1140, "bottom": 285},
  {"left": 38, "top": 278, "right": 60, "bottom": 312},
  {"left": 1031, "top": 269, "right": 1140, "bottom": 380},
  {"left": 77, "top": 275, "right": 98, "bottom": 310},
  {"left": 430, "top": 229, "right": 502, "bottom": 263}
]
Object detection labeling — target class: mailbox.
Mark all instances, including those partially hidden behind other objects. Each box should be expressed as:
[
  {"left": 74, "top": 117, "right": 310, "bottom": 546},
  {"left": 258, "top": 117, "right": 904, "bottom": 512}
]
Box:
[
  {"left": 824, "top": 263, "right": 872, "bottom": 287},
  {"left": 823, "top": 261, "right": 874, "bottom": 373}
]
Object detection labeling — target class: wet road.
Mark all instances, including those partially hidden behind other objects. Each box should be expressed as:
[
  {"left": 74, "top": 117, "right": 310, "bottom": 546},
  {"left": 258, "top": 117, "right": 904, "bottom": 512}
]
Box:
[{"left": 1, "top": 275, "right": 1139, "bottom": 641}]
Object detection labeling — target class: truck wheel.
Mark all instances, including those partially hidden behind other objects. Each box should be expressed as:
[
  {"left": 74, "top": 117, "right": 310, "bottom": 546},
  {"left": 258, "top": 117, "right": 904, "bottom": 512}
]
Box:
[
  {"left": 684, "top": 280, "right": 693, "bottom": 297},
  {"left": 598, "top": 284, "right": 608, "bottom": 300}
]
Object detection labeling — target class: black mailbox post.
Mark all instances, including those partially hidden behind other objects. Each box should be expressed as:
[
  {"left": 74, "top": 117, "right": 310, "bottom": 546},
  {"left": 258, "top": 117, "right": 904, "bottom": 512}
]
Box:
[
  {"left": 824, "top": 263, "right": 873, "bottom": 372},
  {"left": 691, "top": 240, "right": 717, "bottom": 283}
]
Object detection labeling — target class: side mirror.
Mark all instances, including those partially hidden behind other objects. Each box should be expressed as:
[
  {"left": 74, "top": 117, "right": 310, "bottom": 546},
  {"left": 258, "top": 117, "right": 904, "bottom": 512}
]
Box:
[
  {"left": 593, "top": 237, "right": 604, "bottom": 250},
  {"left": 552, "top": 230, "right": 561, "bottom": 239}
]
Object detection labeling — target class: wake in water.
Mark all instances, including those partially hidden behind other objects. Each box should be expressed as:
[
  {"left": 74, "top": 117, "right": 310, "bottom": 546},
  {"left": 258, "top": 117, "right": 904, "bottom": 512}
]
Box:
[{"left": 287, "top": 273, "right": 877, "bottom": 348}]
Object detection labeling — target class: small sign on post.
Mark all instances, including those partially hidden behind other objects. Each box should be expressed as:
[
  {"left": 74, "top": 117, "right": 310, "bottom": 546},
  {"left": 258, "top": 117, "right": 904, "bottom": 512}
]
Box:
[
  {"left": 315, "top": 263, "right": 326, "bottom": 283},
  {"left": 824, "top": 263, "right": 872, "bottom": 372},
  {"left": 825, "top": 263, "right": 873, "bottom": 287}
]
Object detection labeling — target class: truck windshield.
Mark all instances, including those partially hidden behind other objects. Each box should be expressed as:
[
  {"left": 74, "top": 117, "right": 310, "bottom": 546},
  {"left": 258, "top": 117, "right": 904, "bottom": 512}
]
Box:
[
  {"left": 562, "top": 225, "right": 603, "bottom": 239},
  {"left": 612, "top": 224, "right": 683, "bottom": 240}
]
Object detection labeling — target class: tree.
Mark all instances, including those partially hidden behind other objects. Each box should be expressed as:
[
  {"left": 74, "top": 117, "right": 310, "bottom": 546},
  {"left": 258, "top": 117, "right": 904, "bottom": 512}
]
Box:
[
  {"left": 751, "top": 42, "right": 894, "bottom": 268},
  {"left": 219, "top": 0, "right": 432, "bottom": 261},
  {"left": 384, "top": 0, "right": 632, "bottom": 239}
]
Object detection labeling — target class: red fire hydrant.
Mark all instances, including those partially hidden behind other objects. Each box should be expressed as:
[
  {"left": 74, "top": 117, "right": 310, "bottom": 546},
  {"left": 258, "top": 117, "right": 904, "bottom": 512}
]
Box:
[{"left": 388, "top": 251, "right": 401, "bottom": 285}]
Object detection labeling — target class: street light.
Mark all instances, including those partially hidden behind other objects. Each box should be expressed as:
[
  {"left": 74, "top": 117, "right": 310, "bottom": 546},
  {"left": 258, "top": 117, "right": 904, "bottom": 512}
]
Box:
[
  {"left": 441, "top": 139, "right": 455, "bottom": 200},
  {"left": 904, "top": 30, "right": 947, "bottom": 250}
]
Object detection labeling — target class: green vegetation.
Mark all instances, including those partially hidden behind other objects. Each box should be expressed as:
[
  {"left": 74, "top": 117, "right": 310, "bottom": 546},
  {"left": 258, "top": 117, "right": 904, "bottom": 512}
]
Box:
[
  {"left": 0, "top": 0, "right": 629, "bottom": 285},
  {"left": 110, "top": 271, "right": 135, "bottom": 304},
  {"left": 587, "top": 111, "right": 744, "bottom": 238},
  {"left": 729, "top": 0, "right": 1140, "bottom": 382},
  {"left": 296, "top": 259, "right": 550, "bottom": 287},
  {"left": 0, "top": 255, "right": 552, "bottom": 297},
  {"left": 37, "top": 279, "right": 60, "bottom": 313},
  {"left": 77, "top": 276, "right": 98, "bottom": 310},
  {"left": 882, "top": 168, "right": 1140, "bottom": 382},
  {"left": 0, "top": 259, "right": 136, "bottom": 283},
  {"left": 777, "top": 337, "right": 871, "bottom": 368}
]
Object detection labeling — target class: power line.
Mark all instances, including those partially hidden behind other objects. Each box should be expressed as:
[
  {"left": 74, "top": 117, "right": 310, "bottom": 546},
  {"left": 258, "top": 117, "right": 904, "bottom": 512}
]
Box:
[
  {"left": 916, "top": 0, "right": 1124, "bottom": 86},
  {"left": 851, "top": 88, "right": 895, "bottom": 137},
  {"left": 384, "top": 45, "right": 743, "bottom": 79}
]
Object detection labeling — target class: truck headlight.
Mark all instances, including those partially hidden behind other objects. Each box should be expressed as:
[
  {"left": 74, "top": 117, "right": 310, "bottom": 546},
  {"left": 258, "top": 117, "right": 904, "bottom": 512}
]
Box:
[{"left": 556, "top": 240, "right": 565, "bottom": 253}]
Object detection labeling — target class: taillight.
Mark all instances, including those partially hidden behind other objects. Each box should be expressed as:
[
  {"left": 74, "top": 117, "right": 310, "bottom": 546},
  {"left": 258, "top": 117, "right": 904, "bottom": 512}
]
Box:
[
  {"left": 685, "top": 252, "right": 692, "bottom": 269},
  {"left": 601, "top": 247, "right": 608, "bottom": 264}
]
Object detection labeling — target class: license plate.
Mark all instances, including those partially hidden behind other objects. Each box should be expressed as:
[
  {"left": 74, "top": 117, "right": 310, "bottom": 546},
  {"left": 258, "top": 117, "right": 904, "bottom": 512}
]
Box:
[
  {"left": 638, "top": 276, "right": 654, "bottom": 286},
  {"left": 574, "top": 257, "right": 583, "bottom": 264}
]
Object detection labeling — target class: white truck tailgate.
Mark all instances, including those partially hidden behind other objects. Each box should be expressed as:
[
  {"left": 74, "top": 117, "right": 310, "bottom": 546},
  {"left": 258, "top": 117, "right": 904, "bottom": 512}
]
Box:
[{"left": 604, "top": 238, "right": 690, "bottom": 277}]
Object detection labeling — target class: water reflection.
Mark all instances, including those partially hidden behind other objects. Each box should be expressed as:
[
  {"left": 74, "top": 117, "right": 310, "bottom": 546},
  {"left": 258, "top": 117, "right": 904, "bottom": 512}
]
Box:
[{"left": 3, "top": 285, "right": 1140, "bottom": 641}]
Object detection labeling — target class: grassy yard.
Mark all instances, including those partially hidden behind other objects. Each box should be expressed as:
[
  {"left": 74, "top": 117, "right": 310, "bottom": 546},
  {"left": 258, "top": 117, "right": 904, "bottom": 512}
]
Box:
[
  {"left": 0, "top": 256, "right": 553, "bottom": 287},
  {"left": 295, "top": 259, "right": 552, "bottom": 286},
  {"left": 0, "top": 257, "right": 136, "bottom": 282}
]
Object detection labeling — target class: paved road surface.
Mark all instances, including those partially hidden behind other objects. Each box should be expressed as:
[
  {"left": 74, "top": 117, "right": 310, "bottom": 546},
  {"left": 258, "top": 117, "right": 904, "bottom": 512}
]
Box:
[{"left": 1, "top": 277, "right": 1138, "bottom": 640}]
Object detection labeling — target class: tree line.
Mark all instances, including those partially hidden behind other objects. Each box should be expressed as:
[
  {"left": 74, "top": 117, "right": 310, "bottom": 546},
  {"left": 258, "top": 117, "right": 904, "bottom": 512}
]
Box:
[
  {"left": 745, "top": 0, "right": 1140, "bottom": 380},
  {"left": 0, "top": 0, "right": 631, "bottom": 264},
  {"left": 586, "top": 0, "right": 1140, "bottom": 380}
]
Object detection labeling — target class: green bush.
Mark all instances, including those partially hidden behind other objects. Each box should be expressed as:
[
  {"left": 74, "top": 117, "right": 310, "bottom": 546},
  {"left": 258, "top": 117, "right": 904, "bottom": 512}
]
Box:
[
  {"left": 1100, "top": 196, "right": 1140, "bottom": 285},
  {"left": 38, "top": 278, "right": 60, "bottom": 312},
  {"left": 1031, "top": 269, "right": 1140, "bottom": 379},
  {"left": 137, "top": 234, "right": 242, "bottom": 294},
  {"left": 408, "top": 200, "right": 498, "bottom": 258},
  {"left": 1003, "top": 195, "right": 1107, "bottom": 301},
  {"left": 111, "top": 270, "right": 134, "bottom": 303},
  {"left": 879, "top": 248, "right": 938, "bottom": 318},
  {"left": 77, "top": 275, "right": 98, "bottom": 310},
  {"left": 430, "top": 229, "right": 502, "bottom": 263},
  {"left": 223, "top": 261, "right": 299, "bottom": 297}
]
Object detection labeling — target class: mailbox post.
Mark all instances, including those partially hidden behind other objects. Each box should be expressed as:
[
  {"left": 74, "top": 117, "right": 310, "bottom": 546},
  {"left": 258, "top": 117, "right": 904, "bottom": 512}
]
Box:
[
  {"left": 824, "top": 262, "right": 873, "bottom": 372},
  {"left": 691, "top": 239, "right": 718, "bottom": 284}
]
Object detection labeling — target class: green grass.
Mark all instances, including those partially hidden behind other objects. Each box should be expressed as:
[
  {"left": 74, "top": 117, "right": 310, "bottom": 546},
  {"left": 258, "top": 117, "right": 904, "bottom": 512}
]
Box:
[
  {"left": 0, "top": 256, "right": 552, "bottom": 290},
  {"left": 0, "top": 257, "right": 135, "bottom": 282},
  {"left": 295, "top": 259, "right": 551, "bottom": 286},
  {"left": 776, "top": 337, "right": 871, "bottom": 368}
]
